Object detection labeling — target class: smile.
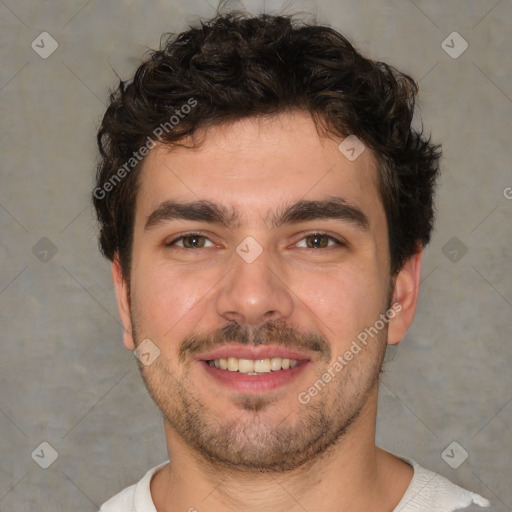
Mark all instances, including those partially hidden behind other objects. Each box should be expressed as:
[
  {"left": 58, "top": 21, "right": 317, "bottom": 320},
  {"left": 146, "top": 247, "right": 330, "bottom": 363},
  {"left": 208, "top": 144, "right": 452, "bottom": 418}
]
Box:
[{"left": 207, "top": 357, "right": 300, "bottom": 374}]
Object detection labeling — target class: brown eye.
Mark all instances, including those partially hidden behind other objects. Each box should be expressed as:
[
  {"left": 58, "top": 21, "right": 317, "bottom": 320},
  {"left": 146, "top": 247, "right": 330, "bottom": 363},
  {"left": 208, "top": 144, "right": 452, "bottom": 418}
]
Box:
[
  {"left": 297, "top": 233, "right": 342, "bottom": 249},
  {"left": 166, "top": 233, "right": 213, "bottom": 249}
]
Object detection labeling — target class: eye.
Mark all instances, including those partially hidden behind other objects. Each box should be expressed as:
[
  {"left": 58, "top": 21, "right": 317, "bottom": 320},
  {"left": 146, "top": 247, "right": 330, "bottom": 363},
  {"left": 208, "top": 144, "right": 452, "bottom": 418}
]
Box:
[
  {"left": 164, "top": 232, "right": 344, "bottom": 250},
  {"left": 296, "top": 233, "right": 344, "bottom": 249},
  {"left": 165, "top": 233, "right": 215, "bottom": 249}
]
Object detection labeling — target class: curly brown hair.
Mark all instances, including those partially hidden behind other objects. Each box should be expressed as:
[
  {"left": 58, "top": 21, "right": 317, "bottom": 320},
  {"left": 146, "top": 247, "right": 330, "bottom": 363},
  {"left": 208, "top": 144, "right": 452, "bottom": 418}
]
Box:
[{"left": 93, "top": 11, "right": 441, "bottom": 279}]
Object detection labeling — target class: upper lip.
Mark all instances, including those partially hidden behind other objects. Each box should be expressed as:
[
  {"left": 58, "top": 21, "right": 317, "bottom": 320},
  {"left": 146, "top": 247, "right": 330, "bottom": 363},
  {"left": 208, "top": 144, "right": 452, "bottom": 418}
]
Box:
[{"left": 198, "top": 344, "right": 312, "bottom": 362}]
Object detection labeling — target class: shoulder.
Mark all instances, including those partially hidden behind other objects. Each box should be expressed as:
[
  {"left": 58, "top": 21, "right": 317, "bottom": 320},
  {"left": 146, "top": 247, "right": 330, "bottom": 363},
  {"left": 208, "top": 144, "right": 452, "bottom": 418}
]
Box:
[
  {"left": 100, "top": 483, "right": 137, "bottom": 511},
  {"left": 99, "top": 461, "right": 169, "bottom": 512},
  {"left": 394, "top": 457, "right": 490, "bottom": 512}
]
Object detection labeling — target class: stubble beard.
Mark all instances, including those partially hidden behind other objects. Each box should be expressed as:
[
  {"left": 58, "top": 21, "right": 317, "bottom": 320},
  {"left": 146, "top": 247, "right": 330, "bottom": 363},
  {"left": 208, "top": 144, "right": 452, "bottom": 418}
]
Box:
[{"left": 135, "top": 323, "right": 387, "bottom": 474}]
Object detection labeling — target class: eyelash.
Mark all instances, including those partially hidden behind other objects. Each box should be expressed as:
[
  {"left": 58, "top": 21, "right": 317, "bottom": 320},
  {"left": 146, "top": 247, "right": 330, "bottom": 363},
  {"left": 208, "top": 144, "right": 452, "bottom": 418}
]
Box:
[{"left": 165, "top": 232, "right": 345, "bottom": 250}]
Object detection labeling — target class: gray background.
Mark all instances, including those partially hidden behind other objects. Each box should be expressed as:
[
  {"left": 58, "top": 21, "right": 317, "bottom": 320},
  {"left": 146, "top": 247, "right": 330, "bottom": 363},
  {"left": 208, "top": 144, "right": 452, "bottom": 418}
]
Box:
[{"left": 0, "top": 0, "right": 511, "bottom": 510}]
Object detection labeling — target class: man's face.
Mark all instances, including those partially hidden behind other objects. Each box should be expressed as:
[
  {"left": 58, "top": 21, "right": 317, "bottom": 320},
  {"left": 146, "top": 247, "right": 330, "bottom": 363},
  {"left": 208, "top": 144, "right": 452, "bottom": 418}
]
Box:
[{"left": 115, "top": 111, "right": 403, "bottom": 472}]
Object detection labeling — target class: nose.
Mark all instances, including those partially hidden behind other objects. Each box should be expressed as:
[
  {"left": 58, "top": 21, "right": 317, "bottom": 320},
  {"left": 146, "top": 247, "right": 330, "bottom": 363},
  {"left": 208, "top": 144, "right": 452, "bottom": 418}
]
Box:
[{"left": 215, "top": 242, "right": 294, "bottom": 328}]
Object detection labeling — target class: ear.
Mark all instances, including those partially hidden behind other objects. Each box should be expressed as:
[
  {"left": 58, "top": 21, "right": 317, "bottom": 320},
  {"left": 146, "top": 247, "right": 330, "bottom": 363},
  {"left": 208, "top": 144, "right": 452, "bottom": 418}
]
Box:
[
  {"left": 112, "top": 253, "right": 135, "bottom": 350},
  {"left": 387, "top": 247, "right": 423, "bottom": 345}
]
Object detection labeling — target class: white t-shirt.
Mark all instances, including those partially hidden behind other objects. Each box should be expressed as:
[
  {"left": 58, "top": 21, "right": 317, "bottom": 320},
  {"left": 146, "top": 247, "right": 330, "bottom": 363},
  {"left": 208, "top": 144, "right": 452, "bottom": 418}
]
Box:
[{"left": 99, "top": 457, "right": 490, "bottom": 512}]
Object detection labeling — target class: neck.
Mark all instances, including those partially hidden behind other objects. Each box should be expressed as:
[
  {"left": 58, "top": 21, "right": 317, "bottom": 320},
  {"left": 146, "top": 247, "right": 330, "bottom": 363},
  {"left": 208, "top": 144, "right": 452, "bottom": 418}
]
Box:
[{"left": 151, "top": 388, "right": 413, "bottom": 512}]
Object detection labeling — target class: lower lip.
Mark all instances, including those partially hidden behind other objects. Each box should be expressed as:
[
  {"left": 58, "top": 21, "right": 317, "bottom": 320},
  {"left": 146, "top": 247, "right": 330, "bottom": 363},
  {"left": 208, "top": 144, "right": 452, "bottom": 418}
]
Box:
[{"left": 200, "top": 360, "right": 311, "bottom": 393}]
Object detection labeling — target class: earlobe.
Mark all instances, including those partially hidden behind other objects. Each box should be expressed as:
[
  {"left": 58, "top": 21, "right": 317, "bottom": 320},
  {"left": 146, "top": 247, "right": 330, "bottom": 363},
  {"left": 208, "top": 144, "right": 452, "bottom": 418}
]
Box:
[
  {"left": 387, "top": 248, "right": 423, "bottom": 345},
  {"left": 112, "top": 254, "right": 136, "bottom": 350}
]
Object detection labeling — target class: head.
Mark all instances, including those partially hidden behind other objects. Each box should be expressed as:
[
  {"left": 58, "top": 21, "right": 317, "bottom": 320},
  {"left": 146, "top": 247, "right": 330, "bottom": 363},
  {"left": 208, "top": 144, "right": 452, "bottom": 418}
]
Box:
[{"left": 93, "top": 12, "right": 441, "bottom": 473}]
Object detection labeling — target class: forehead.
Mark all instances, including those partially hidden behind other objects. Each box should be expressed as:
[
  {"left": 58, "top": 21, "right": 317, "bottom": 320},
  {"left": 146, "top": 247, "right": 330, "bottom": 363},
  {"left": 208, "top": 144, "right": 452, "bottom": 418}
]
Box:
[{"left": 135, "top": 111, "right": 384, "bottom": 230}]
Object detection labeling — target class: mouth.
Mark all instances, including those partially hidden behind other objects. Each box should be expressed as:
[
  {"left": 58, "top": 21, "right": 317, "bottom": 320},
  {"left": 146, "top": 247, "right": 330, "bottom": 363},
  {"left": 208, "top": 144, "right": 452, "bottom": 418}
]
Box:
[
  {"left": 198, "top": 346, "right": 312, "bottom": 393},
  {"left": 206, "top": 356, "right": 303, "bottom": 373}
]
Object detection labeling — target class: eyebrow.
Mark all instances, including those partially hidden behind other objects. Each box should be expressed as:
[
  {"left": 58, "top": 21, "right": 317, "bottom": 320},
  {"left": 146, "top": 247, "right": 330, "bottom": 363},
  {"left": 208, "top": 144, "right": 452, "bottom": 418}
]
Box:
[{"left": 144, "top": 197, "right": 370, "bottom": 232}]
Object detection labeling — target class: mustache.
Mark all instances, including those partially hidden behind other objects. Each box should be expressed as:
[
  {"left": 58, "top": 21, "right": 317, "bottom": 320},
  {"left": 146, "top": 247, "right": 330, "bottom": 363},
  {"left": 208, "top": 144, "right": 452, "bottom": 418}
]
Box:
[{"left": 178, "top": 319, "right": 332, "bottom": 364}]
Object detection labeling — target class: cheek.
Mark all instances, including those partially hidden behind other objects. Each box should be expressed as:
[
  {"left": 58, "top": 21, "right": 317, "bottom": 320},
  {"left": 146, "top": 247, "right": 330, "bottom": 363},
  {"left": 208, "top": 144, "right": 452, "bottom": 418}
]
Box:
[
  {"left": 297, "top": 265, "right": 386, "bottom": 343},
  {"left": 132, "top": 261, "right": 210, "bottom": 338}
]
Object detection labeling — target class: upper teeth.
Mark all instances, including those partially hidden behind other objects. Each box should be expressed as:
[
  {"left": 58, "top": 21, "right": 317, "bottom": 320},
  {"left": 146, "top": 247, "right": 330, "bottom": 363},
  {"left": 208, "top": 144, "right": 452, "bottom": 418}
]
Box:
[{"left": 208, "top": 357, "right": 299, "bottom": 373}]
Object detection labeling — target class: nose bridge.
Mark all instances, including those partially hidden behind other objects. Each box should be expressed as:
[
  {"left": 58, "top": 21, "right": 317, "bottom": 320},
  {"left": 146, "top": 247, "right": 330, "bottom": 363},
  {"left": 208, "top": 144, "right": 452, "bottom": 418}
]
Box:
[{"left": 215, "top": 240, "right": 294, "bottom": 327}]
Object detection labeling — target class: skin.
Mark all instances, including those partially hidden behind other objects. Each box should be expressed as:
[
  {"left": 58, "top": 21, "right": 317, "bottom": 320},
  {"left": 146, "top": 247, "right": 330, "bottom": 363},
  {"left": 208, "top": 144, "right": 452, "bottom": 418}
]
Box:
[{"left": 112, "top": 110, "right": 422, "bottom": 512}]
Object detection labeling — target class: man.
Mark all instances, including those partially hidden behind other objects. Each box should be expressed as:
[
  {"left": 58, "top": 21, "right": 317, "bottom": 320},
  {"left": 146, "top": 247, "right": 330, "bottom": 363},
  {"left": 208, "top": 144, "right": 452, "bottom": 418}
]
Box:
[{"left": 94, "top": 11, "right": 490, "bottom": 512}]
